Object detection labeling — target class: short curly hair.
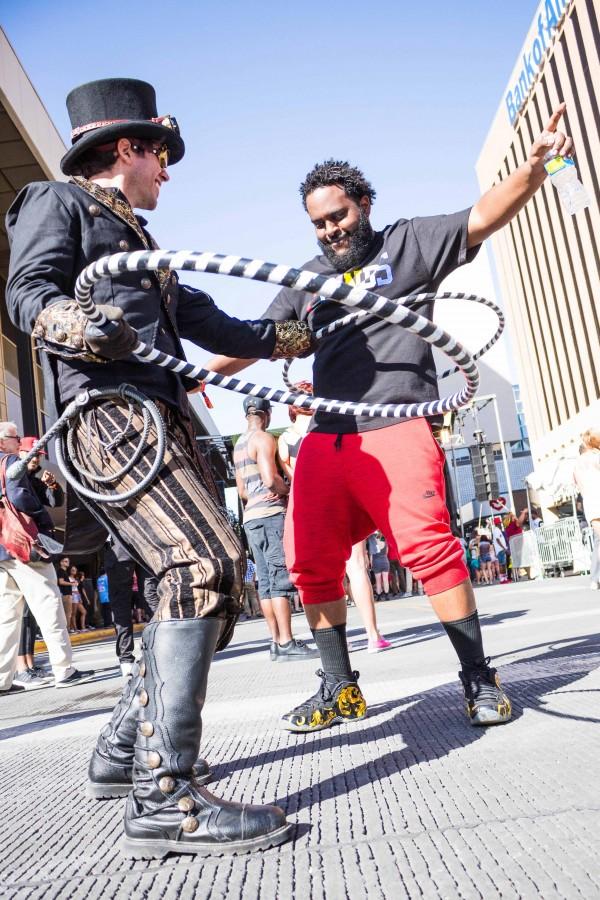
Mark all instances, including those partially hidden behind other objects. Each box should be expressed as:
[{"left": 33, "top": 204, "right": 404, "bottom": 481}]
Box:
[{"left": 299, "top": 159, "right": 376, "bottom": 209}]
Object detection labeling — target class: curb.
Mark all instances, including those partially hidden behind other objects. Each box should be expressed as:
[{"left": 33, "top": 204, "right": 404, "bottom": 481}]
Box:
[{"left": 34, "top": 623, "right": 146, "bottom": 653}]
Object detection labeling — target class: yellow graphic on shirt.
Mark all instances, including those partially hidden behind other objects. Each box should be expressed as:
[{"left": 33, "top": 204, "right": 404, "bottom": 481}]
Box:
[{"left": 343, "top": 263, "right": 393, "bottom": 289}]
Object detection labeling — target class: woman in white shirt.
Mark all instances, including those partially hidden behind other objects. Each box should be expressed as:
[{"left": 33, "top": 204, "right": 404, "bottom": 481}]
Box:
[{"left": 573, "top": 428, "right": 600, "bottom": 589}]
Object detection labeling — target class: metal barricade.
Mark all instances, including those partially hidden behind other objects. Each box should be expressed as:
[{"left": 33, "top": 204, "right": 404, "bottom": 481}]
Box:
[{"left": 534, "top": 517, "right": 590, "bottom": 576}]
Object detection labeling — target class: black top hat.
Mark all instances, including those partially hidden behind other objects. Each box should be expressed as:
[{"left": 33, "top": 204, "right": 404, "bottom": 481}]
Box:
[
  {"left": 243, "top": 396, "right": 272, "bottom": 415},
  {"left": 60, "top": 78, "right": 185, "bottom": 175}
]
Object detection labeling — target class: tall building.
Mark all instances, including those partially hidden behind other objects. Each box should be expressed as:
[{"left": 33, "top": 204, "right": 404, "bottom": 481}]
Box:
[{"left": 476, "top": 0, "right": 599, "bottom": 515}]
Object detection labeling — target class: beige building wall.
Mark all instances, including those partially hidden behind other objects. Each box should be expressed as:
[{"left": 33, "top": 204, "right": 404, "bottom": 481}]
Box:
[
  {"left": 476, "top": 0, "right": 600, "bottom": 506},
  {"left": 0, "top": 27, "right": 67, "bottom": 436}
]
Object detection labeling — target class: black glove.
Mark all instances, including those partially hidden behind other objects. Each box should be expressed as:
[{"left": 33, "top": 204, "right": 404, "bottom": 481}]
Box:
[{"left": 84, "top": 306, "right": 139, "bottom": 360}]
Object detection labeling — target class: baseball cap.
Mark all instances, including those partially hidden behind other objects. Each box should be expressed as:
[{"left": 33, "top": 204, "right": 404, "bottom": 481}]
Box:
[
  {"left": 243, "top": 396, "right": 271, "bottom": 415},
  {"left": 20, "top": 437, "right": 46, "bottom": 455}
]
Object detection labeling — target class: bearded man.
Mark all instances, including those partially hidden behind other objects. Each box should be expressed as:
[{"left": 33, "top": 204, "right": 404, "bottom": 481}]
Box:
[{"left": 206, "top": 105, "right": 573, "bottom": 733}]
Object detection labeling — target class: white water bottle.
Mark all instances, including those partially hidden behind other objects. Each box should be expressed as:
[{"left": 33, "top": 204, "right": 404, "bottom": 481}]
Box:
[{"left": 544, "top": 154, "right": 591, "bottom": 215}]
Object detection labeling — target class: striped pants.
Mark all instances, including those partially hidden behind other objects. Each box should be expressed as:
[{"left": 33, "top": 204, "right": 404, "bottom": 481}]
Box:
[{"left": 70, "top": 397, "right": 243, "bottom": 623}]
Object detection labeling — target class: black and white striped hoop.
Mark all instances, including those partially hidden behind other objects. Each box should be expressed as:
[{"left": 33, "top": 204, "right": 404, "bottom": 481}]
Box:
[
  {"left": 74, "top": 250, "right": 482, "bottom": 419},
  {"left": 282, "top": 292, "right": 504, "bottom": 389}
]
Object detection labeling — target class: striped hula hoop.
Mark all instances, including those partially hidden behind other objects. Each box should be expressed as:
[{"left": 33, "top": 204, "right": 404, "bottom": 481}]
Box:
[
  {"left": 282, "top": 292, "right": 504, "bottom": 389},
  {"left": 75, "top": 250, "right": 482, "bottom": 419}
]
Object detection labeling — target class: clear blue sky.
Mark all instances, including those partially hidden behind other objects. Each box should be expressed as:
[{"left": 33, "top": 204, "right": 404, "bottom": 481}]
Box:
[{"left": 3, "top": 1, "right": 538, "bottom": 434}]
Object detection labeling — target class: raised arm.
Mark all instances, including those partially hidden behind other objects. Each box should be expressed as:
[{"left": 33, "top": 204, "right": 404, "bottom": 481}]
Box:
[{"left": 467, "top": 103, "right": 573, "bottom": 248}]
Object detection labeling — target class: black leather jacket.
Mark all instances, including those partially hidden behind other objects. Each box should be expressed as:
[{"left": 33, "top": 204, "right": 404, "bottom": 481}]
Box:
[{"left": 5, "top": 179, "right": 278, "bottom": 420}]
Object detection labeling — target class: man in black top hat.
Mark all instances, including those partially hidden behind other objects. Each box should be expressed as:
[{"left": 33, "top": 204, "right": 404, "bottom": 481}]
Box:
[{"left": 6, "top": 78, "right": 307, "bottom": 858}]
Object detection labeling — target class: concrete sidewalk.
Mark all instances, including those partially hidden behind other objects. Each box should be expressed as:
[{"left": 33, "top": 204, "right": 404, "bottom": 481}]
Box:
[{"left": 0, "top": 576, "right": 599, "bottom": 899}]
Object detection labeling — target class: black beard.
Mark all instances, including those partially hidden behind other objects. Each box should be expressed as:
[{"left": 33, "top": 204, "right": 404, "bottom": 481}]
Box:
[{"left": 318, "top": 210, "right": 375, "bottom": 273}]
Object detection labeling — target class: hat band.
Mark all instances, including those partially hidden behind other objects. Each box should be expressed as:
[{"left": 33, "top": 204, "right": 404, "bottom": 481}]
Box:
[{"left": 71, "top": 115, "right": 176, "bottom": 140}]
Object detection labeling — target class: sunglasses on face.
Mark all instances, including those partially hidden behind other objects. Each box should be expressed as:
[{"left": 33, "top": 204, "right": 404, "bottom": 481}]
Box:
[{"left": 131, "top": 142, "right": 170, "bottom": 169}]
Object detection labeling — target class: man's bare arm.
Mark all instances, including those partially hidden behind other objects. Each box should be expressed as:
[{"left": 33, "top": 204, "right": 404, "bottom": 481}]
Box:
[
  {"left": 253, "top": 432, "right": 289, "bottom": 496},
  {"left": 204, "top": 354, "right": 259, "bottom": 375},
  {"left": 235, "top": 469, "right": 248, "bottom": 503},
  {"left": 277, "top": 433, "right": 294, "bottom": 480},
  {"left": 468, "top": 103, "right": 573, "bottom": 248}
]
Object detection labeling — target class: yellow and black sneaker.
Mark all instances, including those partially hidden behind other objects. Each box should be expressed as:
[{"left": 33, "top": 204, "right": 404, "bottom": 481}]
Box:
[
  {"left": 281, "top": 669, "right": 367, "bottom": 733},
  {"left": 459, "top": 659, "right": 512, "bottom": 726}
]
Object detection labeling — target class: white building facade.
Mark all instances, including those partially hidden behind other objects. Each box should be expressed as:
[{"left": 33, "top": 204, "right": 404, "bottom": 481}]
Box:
[{"left": 476, "top": 0, "right": 600, "bottom": 516}]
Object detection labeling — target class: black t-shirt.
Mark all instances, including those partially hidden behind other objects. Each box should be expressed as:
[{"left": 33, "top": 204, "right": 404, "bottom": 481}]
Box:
[
  {"left": 56, "top": 567, "right": 72, "bottom": 595},
  {"left": 262, "top": 208, "right": 478, "bottom": 433}
]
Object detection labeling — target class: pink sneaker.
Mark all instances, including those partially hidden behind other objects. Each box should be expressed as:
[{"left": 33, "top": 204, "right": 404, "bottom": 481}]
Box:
[{"left": 368, "top": 636, "right": 392, "bottom": 653}]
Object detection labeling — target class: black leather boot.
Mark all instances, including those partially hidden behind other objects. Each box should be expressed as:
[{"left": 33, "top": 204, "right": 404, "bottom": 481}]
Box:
[
  {"left": 122, "top": 619, "right": 292, "bottom": 858},
  {"left": 87, "top": 659, "right": 211, "bottom": 798}
]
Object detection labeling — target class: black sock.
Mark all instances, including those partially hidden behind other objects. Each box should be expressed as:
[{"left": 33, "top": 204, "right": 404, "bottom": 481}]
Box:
[
  {"left": 442, "top": 611, "right": 486, "bottom": 670},
  {"left": 311, "top": 624, "right": 354, "bottom": 682}
]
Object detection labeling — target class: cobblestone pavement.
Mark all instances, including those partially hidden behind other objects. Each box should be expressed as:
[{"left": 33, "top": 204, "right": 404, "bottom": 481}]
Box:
[{"left": 0, "top": 576, "right": 598, "bottom": 899}]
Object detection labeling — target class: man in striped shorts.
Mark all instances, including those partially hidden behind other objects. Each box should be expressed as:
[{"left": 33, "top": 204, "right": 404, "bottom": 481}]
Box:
[{"left": 5, "top": 77, "right": 307, "bottom": 857}]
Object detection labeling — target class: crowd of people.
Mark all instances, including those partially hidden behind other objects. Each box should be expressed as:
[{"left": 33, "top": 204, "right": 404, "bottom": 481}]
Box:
[
  {"left": 0, "top": 425, "right": 93, "bottom": 692},
  {"left": 465, "top": 511, "right": 532, "bottom": 586},
  {"left": 0, "top": 75, "right": 583, "bottom": 858}
]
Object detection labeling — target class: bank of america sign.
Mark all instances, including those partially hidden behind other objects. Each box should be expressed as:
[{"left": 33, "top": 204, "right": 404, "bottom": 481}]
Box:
[{"left": 505, "top": 0, "right": 573, "bottom": 125}]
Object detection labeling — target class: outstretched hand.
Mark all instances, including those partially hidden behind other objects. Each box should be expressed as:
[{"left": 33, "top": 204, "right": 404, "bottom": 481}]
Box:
[{"left": 528, "top": 102, "right": 574, "bottom": 171}]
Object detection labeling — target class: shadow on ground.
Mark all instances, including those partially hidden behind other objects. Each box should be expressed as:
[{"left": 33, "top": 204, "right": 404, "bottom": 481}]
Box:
[{"left": 211, "top": 631, "right": 600, "bottom": 815}]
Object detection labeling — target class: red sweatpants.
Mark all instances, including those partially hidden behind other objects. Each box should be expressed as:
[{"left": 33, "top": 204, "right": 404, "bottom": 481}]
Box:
[{"left": 283, "top": 418, "right": 468, "bottom": 604}]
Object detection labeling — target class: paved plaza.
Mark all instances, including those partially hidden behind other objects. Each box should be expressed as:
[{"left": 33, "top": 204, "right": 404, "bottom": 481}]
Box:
[{"left": 0, "top": 576, "right": 598, "bottom": 899}]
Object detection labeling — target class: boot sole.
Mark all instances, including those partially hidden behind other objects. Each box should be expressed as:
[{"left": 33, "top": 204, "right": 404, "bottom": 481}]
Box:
[
  {"left": 281, "top": 712, "right": 367, "bottom": 733},
  {"left": 86, "top": 771, "right": 212, "bottom": 800},
  {"left": 469, "top": 709, "right": 512, "bottom": 726},
  {"left": 121, "top": 822, "right": 294, "bottom": 859},
  {"left": 86, "top": 782, "right": 131, "bottom": 800}
]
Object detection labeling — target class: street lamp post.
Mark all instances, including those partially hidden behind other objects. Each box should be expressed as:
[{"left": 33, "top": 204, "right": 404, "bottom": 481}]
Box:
[{"left": 476, "top": 393, "right": 516, "bottom": 515}]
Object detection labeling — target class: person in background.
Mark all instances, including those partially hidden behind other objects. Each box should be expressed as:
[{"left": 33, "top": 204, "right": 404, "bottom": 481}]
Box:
[
  {"left": 277, "top": 382, "right": 313, "bottom": 479},
  {"left": 13, "top": 438, "right": 66, "bottom": 685},
  {"left": 346, "top": 540, "right": 392, "bottom": 653},
  {"left": 573, "top": 428, "right": 600, "bottom": 590},
  {"left": 18, "top": 437, "right": 64, "bottom": 511},
  {"left": 234, "top": 396, "right": 317, "bottom": 662},
  {"left": 388, "top": 559, "right": 408, "bottom": 598},
  {"left": 0, "top": 422, "right": 92, "bottom": 692},
  {"left": 104, "top": 540, "right": 140, "bottom": 678},
  {"left": 79, "top": 571, "right": 97, "bottom": 628},
  {"left": 530, "top": 509, "right": 543, "bottom": 530},
  {"left": 14, "top": 602, "right": 47, "bottom": 686},
  {"left": 478, "top": 533, "right": 493, "bottom": 584},
  {"left": 56, "top": 557, "right": 74, "bottom": 633},
  {"left": 468, "top": 532, "right": 482, "bottom": 585},
  {"left": 504, "top": 510, "right": 529, "bottom": 546},
  {"left": 242, "top": 556, "right": 261, "bottom": 619},
  {"left": 492, "top": 517, "right": 510, "bottom": 584},
  {"left": 69, "top": 564, "right": 87, "bottom": 631},
  {"left": 366, "top": 531, "right": 391, "bottom": 600},
  {"left": 96, "top": 570, "right": 112, "bottom": 628},
  {"left": 504, "top": 510, "right": 529, "bottom": 578}
]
